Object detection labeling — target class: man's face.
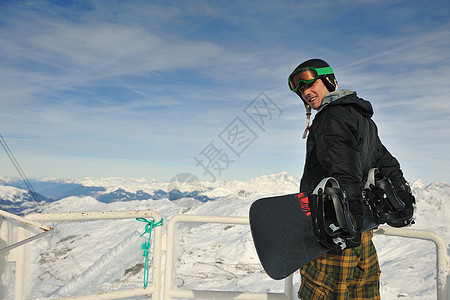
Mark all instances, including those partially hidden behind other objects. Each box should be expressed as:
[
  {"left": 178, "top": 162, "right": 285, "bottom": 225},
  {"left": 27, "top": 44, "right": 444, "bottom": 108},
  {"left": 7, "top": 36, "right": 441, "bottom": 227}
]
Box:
[{"left": 300, "top": 78, "right": 329, "bottom": 110}]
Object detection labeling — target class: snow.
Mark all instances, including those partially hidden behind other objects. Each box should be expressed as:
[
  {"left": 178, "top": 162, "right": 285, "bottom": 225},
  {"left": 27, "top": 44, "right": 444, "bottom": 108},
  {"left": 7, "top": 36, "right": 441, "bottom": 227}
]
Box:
[
  {"left": 0, "top": 173, "right": 449, "bottom": 299},
  {"left": 49, "top": 230, "right": 142, "bottom": 298}
]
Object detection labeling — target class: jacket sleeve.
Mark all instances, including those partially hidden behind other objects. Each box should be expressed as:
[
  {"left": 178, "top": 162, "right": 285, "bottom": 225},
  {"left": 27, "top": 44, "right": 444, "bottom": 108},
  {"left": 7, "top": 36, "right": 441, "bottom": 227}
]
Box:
[
  {"left": 314, "top": 107, "right": 364, "bottom": 227},
  {"left": 375, "top": 141, "right": 407, "bottom": 188},
  {"left": 375, "top": 139, "right": 416, "bottom": 216}
]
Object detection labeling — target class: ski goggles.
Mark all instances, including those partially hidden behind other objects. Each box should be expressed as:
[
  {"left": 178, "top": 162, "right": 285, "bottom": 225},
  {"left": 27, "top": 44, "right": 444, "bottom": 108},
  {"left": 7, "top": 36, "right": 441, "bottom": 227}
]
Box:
[{"left": 288, "top": 66, "right": 334, "bottom": 92}]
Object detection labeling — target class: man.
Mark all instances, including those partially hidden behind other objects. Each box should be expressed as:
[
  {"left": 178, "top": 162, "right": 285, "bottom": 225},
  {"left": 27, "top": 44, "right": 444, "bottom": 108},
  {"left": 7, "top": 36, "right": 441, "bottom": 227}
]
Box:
[{"left": 288, "top": 59, "right": 415, "bottom": 299}]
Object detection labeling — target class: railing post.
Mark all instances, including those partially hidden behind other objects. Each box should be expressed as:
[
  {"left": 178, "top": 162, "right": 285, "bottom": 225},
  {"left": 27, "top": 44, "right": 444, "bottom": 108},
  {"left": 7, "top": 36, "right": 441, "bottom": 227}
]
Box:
[
  {"left": 15, "top": 225, "right": 27, "bottom": 300},
  {"left": 0, "top": 218, "right": 10, "bottom": 299},
  {"left": 284, "top": 274, "right": 294, "bottom": 300},
  {"left": 374, "top": 226, "right": 449, "bottom": 300}
]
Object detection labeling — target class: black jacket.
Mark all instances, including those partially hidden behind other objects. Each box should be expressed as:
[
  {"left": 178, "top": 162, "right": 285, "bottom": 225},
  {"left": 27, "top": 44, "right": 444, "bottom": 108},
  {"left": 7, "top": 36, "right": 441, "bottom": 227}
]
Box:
[{"left": 300, "top": 90, "right": 407, "bottom": 224}]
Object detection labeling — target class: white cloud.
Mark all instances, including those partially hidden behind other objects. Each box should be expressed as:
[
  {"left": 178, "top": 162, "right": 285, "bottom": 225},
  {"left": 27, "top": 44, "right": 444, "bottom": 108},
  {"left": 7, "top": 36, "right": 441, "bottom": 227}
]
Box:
[{"left": 0, "top": 0, "right": 449, "bottom": 182}]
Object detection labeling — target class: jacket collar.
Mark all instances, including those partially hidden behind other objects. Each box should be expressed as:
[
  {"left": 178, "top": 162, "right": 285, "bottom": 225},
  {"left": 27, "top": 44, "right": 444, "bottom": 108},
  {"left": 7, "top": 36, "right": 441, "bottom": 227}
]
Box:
[{"left": 317, "top": 89, "right": 356, "bottom": 112}]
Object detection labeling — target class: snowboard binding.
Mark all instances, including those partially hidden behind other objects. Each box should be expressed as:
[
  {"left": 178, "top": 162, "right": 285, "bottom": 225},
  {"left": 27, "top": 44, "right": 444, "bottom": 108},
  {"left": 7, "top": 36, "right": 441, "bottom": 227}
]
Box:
[
  {"left": 363, "top": 168, "right": 413, "bottom": 226},
  {"left": 310, "top": 177, "right": 357, "bottom": 251}
]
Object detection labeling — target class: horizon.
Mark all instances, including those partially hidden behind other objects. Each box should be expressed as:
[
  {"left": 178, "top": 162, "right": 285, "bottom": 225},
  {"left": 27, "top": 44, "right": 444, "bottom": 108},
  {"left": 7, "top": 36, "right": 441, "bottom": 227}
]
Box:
[
  {"left": 0, "top": 171, "right": 446, "bottom": 186},
  {"left": 1, "top": 0, "right": 449, "bottom": 183}
]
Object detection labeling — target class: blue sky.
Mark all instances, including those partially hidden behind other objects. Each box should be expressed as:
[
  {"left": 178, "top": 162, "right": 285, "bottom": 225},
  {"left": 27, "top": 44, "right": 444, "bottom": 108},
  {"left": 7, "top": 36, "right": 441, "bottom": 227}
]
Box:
[{"left": 1, "top": 0, "right": 449, "bottom": 183}]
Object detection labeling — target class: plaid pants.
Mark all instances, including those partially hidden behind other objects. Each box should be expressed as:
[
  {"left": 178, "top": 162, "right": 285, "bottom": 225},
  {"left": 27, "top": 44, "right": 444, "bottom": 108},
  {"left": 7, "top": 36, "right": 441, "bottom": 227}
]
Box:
[{"left": 298, "top": 230, "right": 380, "bottom": 300}]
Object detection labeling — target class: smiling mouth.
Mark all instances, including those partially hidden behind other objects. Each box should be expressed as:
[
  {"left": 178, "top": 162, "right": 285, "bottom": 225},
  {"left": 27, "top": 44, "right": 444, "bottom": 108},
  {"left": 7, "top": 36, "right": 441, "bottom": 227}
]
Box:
[{"left": 308, "top": 96, "right": 317, "bottom": 103}]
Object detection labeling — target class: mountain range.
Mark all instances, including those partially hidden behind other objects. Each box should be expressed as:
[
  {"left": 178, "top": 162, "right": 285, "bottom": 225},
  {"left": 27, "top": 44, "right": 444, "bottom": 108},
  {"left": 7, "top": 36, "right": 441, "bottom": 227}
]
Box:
[{"left": 0, "top": 172, "right": 300, "bottom": 215}]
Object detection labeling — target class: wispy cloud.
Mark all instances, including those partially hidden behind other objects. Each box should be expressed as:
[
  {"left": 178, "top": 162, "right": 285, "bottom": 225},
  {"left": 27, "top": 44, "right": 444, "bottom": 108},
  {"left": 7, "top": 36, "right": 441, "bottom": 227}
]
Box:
[{"left": 0, "top": 0, "right": 449, "bottom": 182}]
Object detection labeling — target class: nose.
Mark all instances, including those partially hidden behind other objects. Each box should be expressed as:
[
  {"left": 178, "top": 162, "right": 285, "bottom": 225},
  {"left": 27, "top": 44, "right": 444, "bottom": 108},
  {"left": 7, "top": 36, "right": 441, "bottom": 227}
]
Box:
[{"left": 301, "top": 85, "right": 312, "bottom": 99}]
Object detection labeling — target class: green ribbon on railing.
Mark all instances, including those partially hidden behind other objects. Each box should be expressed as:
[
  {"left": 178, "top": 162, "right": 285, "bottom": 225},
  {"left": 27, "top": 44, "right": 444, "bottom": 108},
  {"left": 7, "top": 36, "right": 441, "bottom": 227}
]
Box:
[{"left": 136, "top": 217, "right": 163, "bottom": 288}]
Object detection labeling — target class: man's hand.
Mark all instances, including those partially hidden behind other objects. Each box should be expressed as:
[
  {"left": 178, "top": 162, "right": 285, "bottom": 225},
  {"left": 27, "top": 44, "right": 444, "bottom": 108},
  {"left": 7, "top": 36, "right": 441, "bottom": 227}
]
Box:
[
  {"left": 387, "top": 183, "right": 415, "bottom": 227},
  {"left": 346, "top": 199, "right": 363, "bottom": 248}
]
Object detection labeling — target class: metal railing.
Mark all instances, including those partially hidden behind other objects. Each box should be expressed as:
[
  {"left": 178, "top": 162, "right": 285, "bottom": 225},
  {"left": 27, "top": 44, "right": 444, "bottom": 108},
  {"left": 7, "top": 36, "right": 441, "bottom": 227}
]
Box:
[
  {"left": 374, "top": 226, "right": 449, "bottom": 300},
  {"left": 163, "top": 214, "right": 293, "bottom": 299},
  {"left": 3, "top": 210, "right": 163, "bottom": 300},
  {"left": 1, "top": 210, "right": 448, "bottom": 299}
]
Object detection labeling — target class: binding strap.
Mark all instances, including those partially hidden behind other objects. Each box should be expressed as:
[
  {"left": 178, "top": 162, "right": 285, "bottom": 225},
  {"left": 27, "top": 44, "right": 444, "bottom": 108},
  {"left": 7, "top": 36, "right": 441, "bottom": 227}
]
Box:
[
  {"left": 311, "top": 177, "right": 357, "bottom": 250},
  {"left": 364, "top": 168, "right": 406, "bottom": 223}
]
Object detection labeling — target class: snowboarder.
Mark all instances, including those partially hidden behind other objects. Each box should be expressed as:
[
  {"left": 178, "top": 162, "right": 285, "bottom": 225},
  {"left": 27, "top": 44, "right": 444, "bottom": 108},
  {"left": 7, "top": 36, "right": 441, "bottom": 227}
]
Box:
[{"left": 288, "top": 58, "right": 415, "bottom": 299}]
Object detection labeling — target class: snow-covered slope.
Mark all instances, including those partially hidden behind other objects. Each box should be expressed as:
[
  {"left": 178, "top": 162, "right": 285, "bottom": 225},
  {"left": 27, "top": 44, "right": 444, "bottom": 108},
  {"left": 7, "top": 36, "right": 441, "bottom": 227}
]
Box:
[
  {"left": 0, "top": 173, "right": 448, "bottom": 299},
  {"left": 0, "top": 185, "right": 50, "bottom": 215}
]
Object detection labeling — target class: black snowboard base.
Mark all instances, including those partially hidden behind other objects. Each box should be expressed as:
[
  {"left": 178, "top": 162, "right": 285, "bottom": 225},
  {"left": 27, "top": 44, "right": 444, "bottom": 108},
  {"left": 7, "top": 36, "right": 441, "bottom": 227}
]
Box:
[{"left": 249, "top": 193, "right": 328, "bottom": 280}]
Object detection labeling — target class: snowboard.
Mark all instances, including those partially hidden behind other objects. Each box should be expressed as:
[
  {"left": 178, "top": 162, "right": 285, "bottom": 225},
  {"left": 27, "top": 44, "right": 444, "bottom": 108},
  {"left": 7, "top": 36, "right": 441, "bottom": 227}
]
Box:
[
  {"left": 249, "top": 193, "right": 327, "bottom": 280},
  {"left": 249, "top": 192, "right": 378, "bottom": 280}
]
